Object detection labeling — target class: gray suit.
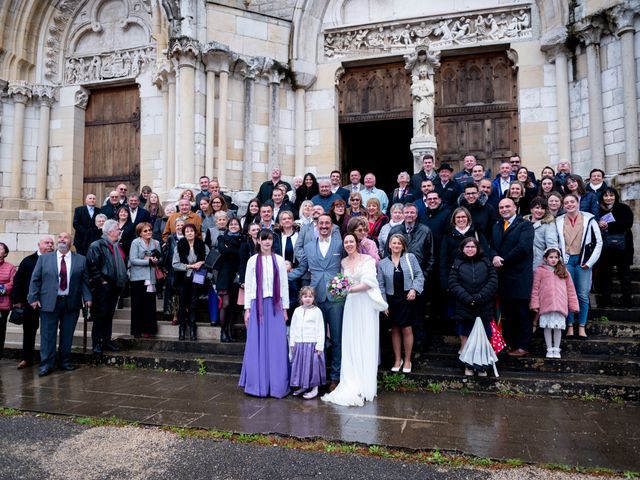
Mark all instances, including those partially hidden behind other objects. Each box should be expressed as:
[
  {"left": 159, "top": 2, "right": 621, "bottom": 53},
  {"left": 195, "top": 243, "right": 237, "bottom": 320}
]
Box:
[
  {"left": 289, "top": 236, "right": 344, "bottom": 381},
  {"left": 28, "top": 252, "right": 91, "bottom": 371}
]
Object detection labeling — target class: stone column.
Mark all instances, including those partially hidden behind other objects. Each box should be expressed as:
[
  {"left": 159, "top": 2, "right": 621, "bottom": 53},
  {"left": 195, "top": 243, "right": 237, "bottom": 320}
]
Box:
[
  {"left": 404, "top": 49, "right": 440, "bottom": 173},
  {"left": 615, "top": 8, "right": 639, "bottom": 169},
  {"left": 579, "top": 24, "right": 606, "bottom": 171},
  {"left": 7, "top": 82, "right": 32, "bottom": 200},
  {"left": 202, "top": 44, "right": 231, "bottom": 187},
  {"left": 34, "top": 86, "right": 56, "bottom": 201},
  {"left": 171, "top": 37, "right": 199, "bottom": 185},
  {"left": 544, "top": 44, "right": 572, "bottom": 162},
  {"left": 204, "top": 66, "right": 216, "bottom": 179},
  {"left": 240, "top": 58, "right": 260, "bottom": 191},
  {"left": 166, "top": 73, "right": 177, "bottom": 191},
  {"left": 294, "top": 88, "right": 305, "bottom": 177},
  {"left": 265, "top": 62, "right": 284, "bottom": 174}
]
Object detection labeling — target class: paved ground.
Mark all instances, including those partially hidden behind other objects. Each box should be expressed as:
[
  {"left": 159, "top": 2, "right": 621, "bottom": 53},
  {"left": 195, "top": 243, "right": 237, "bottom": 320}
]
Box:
[{"left": 0, "top": 360, "right": 638, "bottom": 474}]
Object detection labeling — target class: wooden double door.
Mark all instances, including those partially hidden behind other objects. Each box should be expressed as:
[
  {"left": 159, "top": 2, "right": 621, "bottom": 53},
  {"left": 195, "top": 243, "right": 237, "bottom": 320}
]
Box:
[
  {"left": 83, "top": 85, "right": 141, "bottom": 202},
  {"left": 338, "top": 50, "right": 519, "bottom": 183}
]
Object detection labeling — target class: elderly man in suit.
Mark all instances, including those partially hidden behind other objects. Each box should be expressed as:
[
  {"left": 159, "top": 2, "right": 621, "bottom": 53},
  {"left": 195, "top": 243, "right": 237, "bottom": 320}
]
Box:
[
  {"left": 11, "top": 235, "right": 55, "bottom": 369},
  {"left": 486, "top": 197, "right": 535, "bottom": 357},
  {"left": 28, "top": 232, "right": 92, "bottom": 377},
  {"left": 289, "top": 214, "right": 344, "bottom": 390},
  {"left": 73, "top": 194, "right": 100, "bottom": 255}
]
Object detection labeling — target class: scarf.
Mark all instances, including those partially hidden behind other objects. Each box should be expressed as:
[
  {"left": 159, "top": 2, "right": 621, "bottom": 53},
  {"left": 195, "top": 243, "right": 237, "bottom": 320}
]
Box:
[{"left": 255, "top": 253, "right": 281, "bottom": 322}]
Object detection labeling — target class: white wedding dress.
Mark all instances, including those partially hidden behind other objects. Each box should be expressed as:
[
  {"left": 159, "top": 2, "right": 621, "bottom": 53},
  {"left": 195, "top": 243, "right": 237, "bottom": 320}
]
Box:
[{"left": 321, "top": 255, "right": 388, "bottom": 407}]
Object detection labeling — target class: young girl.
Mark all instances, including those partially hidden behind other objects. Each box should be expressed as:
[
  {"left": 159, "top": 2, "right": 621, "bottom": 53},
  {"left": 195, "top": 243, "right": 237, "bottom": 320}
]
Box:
[
  {"left": 530, "top": 247, "right": 579, "bottom": 359},
  {"left": 289, "top": 286, "right": 326, "bottom": 399}
]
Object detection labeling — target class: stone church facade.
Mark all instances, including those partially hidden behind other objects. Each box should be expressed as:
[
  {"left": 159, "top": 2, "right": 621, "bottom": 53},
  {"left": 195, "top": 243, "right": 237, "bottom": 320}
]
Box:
[{"left": 0, "top": 0, "right": 639, "bottom": 261}]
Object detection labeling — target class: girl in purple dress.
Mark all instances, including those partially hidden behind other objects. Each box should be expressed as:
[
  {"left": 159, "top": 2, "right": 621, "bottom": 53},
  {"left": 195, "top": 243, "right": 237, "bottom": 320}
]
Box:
[
  {"left": 239, "top": 230, "right": 290, "bottom": 398},
  {"left": 289, "top": 286, "right": 326, "bottom": 399}
]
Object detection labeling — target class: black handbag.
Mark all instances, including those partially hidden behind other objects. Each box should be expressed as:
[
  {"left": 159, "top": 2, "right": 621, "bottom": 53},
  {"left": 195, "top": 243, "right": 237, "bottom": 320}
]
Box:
[
  {"left": 8, "top": 306, "right": 25, "bottom": 325},
  {"left": 603, "top": 233, "right": 625, "bottom": 252}
]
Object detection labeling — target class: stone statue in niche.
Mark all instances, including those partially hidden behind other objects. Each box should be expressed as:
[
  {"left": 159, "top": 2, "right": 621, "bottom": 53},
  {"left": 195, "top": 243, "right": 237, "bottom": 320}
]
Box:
[{"left": 411, "top": 65, "right": 435, "bottom": 139}]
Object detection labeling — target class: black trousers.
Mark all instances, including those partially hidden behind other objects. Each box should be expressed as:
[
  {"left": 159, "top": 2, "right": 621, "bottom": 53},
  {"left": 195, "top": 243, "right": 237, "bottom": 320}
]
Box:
[
  {"left": 501, "top": 297, "right": 532, "bottom": 351},
  {"left": 21, "top": 309, "right": 40, "bottom": 362},
  {"left": 178, "top": 280, "right": 201, "bottom": 326},
  {"left": 0, "top": 310, "right": 8, "bottom": 359},
  {"left": 130, "top": 280, "right": 158, "bottom": 336},
  {"left": 91, "top": 282, "right": 122, "bottom": 348}
]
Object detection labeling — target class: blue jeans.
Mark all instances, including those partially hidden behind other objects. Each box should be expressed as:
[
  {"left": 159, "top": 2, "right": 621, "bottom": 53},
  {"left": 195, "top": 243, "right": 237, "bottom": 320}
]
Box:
[
  {"left": 318, "top": 300, "right": 344, "bottom": 382},
  {"left": 566, "top": 255, "right": 592, "bottom": 327}
]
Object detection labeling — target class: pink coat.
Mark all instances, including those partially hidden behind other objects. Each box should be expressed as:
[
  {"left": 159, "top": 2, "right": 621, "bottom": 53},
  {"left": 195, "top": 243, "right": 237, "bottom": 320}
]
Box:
[
  {"left": 0, "top": 261, "right": 16, "bottom": 311},
  {"left": 530, "top": 265, "right": 579, "bottom": 316}
]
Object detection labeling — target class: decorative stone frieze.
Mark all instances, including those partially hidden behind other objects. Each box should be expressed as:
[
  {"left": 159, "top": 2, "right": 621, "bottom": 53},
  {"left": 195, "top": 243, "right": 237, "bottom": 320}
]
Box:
[
  {"left": 324, "top": 6, "right": 532, "bottom": 58},
  {"left": 64, "top": 46, "right": 155, "bottom": 85}
]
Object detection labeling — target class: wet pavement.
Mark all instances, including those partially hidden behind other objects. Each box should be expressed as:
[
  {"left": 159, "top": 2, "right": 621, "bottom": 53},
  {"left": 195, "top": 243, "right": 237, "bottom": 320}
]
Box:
[{"left": 0, "top": 360, "right": 638, "bottom": 472}]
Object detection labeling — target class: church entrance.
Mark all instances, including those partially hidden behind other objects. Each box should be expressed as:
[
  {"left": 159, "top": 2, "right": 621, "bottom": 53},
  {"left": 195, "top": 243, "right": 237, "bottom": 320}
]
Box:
[
  {"left": 337, "top": 62, "right": 413, "bottom": 194},
  {"left": 83, "top": 85, "right": 141, "bottom": 201}
]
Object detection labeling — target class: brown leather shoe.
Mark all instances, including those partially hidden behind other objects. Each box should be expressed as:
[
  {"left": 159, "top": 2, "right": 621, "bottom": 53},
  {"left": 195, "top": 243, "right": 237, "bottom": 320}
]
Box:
[
  {"left": 17, "top": 360, "right": 31, "bottom": 369},
  {"left": 507, "top": 348, "right": 529, "bottom": 357},
  {"left": 329, "top": 381, "right": 339, "bottom": 392}
]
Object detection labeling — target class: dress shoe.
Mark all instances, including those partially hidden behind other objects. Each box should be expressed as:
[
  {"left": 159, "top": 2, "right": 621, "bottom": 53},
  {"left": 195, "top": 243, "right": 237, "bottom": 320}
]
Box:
[
  {"left": 60, "top": 364, "right": 75, "bottom": 371},
  {"left": 38, "top": 367, "right": 53, "bottom": 377},
  {"left": 303, "top": 387, "right": 318, "bottom": 399},
  {"left": 103, "top": 341, "right": 120, "bottom": 352},
  {"left": 507, "top": 348, "right": 529, "bottom": 357},
  {"left": 477, "top": 370, "right": 487, "bottom": 377},
  {"left": 17, "top": 360, "right": 31, "bottom": 370},
  {"left": 464, "top": 368, "right": 474, "bottom": 376},
  {"left": 92, "top": 344, "right": 103, "bottom": 355},
  {"left": 329, "top": 381, "right": 339, "bottom": 392},
  {"left": 391, "top": 360, "right": 403, "bottom": 372},
  {"left": 402, "top": 363, "right": 412, "bottom": 374}
]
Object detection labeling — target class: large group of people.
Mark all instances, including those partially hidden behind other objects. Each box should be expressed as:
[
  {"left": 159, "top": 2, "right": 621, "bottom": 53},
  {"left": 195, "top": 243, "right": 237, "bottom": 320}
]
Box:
[{"left": 0, "top": 156, "right": 635, "bottom": 407}]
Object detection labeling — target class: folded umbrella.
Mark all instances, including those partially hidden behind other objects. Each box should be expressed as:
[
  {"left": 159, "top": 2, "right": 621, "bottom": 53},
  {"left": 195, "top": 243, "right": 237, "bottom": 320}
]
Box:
[{"left": 459, "top": 317, "right": 499, "bottom": 377}]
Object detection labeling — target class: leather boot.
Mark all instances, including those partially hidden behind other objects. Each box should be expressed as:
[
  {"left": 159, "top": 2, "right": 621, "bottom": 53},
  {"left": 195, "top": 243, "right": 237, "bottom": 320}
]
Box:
[
  {"left": 226, "top": 323, "right": 235, "bottom": 342},
  {"left": 220, "top": 323, "right": 230, "bottom": 343},
  {"left": 178, "top": 322, "right": 186, "bottom": 341}
]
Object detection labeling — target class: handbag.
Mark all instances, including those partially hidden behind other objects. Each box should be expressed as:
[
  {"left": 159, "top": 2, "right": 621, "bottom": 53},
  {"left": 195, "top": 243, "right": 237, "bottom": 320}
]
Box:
[
  {"left": 8, "top": 306, "right": 25, "bottom": 325},
  {"left": 192, "top": 267, "right": 207, "bottom": 285},
  {"left": 154, "top": 266, "right": 166, "bottom": 280},
  {"left": 603, "top": 233, "right": 625, "bottom": 252}
]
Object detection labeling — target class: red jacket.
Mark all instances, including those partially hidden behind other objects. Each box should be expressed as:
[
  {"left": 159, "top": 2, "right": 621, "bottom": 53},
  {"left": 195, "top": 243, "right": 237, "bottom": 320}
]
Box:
[
  {"left": 0, "top": 261, "right": 16, "bottom": 311},
  {"left": 530, "top": 265, "right": 579, "bottom": 317}
]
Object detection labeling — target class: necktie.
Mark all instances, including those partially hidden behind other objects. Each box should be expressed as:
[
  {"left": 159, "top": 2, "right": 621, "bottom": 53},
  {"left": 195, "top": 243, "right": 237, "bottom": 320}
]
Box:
[
  {"left": 285, "top": 235, "right": 294, "bottom": 263},
  {"left": 406, "top": 225, "right": 413, "bottom": 235},
  {"left": 503, "top": 220, "right": 509, "bottom": 232},
  {"left": 60, "top": 254, "right": 67, "bottom": 291}
]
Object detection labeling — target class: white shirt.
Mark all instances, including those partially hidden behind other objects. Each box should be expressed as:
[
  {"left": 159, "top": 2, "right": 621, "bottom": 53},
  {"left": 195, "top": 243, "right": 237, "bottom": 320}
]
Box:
[
  {"left": 130, "top": 208, "right": 138, "bottom": 223},
  {"left": 500, "top": 178, "right": 511, "bottom": 196},
  {"left": 243, "top": 254, "right": 289, "bottom": 310},
  {"left": 318, "top": 235, "right": 331, "bottom": 257},
  {"left": 56, "top": 250, "right": 71, "bottom": 296}
]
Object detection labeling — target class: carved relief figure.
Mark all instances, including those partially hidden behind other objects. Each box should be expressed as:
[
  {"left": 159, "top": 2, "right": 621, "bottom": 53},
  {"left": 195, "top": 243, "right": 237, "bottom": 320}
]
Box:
[{"left": 411, "top": 66, "right": 435, "bottom": 138}]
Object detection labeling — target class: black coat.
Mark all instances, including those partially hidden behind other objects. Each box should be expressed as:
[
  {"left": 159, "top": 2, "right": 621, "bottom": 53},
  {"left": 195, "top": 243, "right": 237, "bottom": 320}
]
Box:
[
  {"left": 448, "top": 253, "right": 498, "bottom": 323},
  {"left": 434, "top": 179, "right": 462, "bottom": 209},
  {"left": 238, "top": 240, "right": 258, "bottom": 284},
  {"left": 11, "top": 251, "right": 39, "bottom": 306},
  {"left": 73, "top": 205, "right": 101, "bottom": 255},
  {"left": 216, "top": 233, "right": 242, "bottom": 290},
  {"left": 600, "top": 202, "right": 634, "bottom": 264},
  {"left": 459, "top": 200, "right": 496, "bottom": 240},
  {"left": 439, "top": 225, "right": 488, "bottom": 289},
  {"left": 486, "top": 216, "right": 534, "bottom": 299},
  {"left": 129, "top": 207, "right": 151, "bottom": 226}
]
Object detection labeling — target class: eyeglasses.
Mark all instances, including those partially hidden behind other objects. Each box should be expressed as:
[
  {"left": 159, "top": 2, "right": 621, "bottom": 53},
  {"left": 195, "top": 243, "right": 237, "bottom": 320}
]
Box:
[
  {"left": 510, "top": 161, "right": 520, "bottom": 164},
  {"left": 119, "top": 187, "right": 128, "bottom": 191},
  {"left": 142, "top": 229, "right": 151, "bottom": 233}
]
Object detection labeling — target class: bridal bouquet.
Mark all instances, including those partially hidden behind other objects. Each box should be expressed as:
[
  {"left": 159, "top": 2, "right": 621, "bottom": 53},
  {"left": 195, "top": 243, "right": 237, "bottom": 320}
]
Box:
[{"left": 327, "top": 273, "right": 353, "bottom": 302}]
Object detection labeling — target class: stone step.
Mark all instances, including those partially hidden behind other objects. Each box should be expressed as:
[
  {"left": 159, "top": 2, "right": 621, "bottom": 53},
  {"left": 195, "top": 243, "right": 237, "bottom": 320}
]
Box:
[
  {"left": 413, "top": 351, "right": 640, "bottom": 377},
  {"left": 593, "top": 293, "right": 640, "bottom": 307},
  {"left": 587, "top": 320, "right": 640, "bottom": 338},
  {"left": 588, "top": 307, "right": 640, "bottom": 323}
]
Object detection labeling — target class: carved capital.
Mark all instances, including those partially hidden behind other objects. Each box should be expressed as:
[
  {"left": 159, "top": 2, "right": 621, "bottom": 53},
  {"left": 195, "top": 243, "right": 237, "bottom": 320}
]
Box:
[
  {"left": 237, "top": 56, "right": 262, "bottom": 80},
  {"left": 8, "top": 81, "right": 32, "bottom": 104},
  {"left": 170, "top": 36, "right": 200, "bottom": 68},
  {"left": 576, "top": 17, "right": 607, "bottom": 46},
  {"left": 202, "top": 41, "right": 232, "bottom": 73},
  {"left": 612, "top": 6, "right": 636, "bottom": 36},
  {"left": 334, "top": 65, "right": 345, "bottom": 87},
  {"left": 33, "top": 85, "right": 58, "bottom": 106},
  {"left": 74, "top": 87, "right": 90, "bottom": 110},
  {"left": 541, "top": 43, "right": 570, "bottom": 63},
  {"left": 153, "top": 60, "right": 173, "bottom": 88},
  {"left": 261, "top": 58, "right": 286, "bottom": 84}
]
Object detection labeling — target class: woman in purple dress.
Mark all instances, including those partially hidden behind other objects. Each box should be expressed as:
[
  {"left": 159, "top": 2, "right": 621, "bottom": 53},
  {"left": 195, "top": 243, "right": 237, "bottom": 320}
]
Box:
[{"left": 239, "top": 229, "right": 290, "bottom": 398}]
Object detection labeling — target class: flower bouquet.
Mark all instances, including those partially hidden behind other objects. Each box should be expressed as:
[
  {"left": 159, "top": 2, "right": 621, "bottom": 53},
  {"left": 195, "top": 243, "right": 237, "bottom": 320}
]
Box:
[{"left": 327, "top": 273, "right": 353, "bottom": 303}]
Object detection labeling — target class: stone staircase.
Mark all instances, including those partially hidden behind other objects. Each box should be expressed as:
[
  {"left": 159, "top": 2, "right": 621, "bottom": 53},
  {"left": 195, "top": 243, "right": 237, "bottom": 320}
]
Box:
[{"left": 4, "top": 270, "right": 640, "bottom": 401}]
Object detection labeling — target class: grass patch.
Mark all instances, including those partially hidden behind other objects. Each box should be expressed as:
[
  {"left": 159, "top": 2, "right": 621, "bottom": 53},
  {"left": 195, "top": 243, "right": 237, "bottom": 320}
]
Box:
[
  {"left": 611, "top": 396, "right": 625, "bottom": 404},
  {"left": 0, "top": 407, "right": 21, "bottom": 416},
  {"left": 505, "top": 458, "right": 524, "bottom": 467},
  {"left": 496, "top": 388, "right": 525, "bottom": 398},
  {"left": 579, "top": 393, "right": 598, "bottom": 402},
  {"left": 121, "top": 362, "right": 137, "bottom": 370},
  {"left": 426, "top": 382, "right": 444, "bottom": 394},
  {"left": 592, "top": 315, "right": 609, "bottom": 322},
  {"left": 624, "top": 471, "right": 639, "bottom": 479},
  {"left": 74, "top": 416, "right": 138, "bottom": 428},
  {"left": 378, "top": 373, "right": 417, "bottom": 392}
]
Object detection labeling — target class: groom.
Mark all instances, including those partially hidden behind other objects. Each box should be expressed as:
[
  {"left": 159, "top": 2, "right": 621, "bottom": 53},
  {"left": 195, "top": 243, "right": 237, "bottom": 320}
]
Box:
[{"left": 289, "top": 214, "right": 344, "bottom": 390}]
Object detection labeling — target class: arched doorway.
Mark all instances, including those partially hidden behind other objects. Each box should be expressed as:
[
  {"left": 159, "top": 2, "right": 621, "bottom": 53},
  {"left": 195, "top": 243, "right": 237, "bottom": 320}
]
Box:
[{"left": 337, "top": 63, "right": 414, "bottom": 193}]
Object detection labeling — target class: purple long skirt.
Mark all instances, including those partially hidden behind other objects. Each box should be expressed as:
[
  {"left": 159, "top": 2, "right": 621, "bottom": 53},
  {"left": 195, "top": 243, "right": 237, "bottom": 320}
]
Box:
[
  {"left": 290, "top": 343, "right": 326, "bottom": 389},
  {"left": 239, "top": 298, "right": 290, "bottom": 398}
]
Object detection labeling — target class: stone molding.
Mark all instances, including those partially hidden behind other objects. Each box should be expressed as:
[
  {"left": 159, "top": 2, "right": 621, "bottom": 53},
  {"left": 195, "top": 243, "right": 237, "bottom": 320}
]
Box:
[
  {"left": 74, "top": 87, "right": 90, "bottom": 110},
  {"left": 44, "top": 0, "right": 85, "bottom": 81},
  {"left": 8, "top": 81, "right": 32, "bottom": 104},
  {"left": 324, "top": 5, "right": 533, "bottom": 59},
  {"left": 64, "top": 46, "right": 156, "bottom": 85},
  {"left": 202, "top": 41, "right": 232, "bottom": 73}
]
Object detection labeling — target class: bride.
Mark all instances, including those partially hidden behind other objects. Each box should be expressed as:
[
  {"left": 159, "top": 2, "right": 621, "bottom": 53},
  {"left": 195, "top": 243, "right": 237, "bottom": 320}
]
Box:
[{"left": 321, "top": 233, "right": 388, "bottom": 407}]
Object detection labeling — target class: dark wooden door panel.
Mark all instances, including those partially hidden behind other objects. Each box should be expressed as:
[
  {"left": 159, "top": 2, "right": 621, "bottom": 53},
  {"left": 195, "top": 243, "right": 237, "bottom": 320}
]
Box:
[
  {"left": 435, "top": 50, "right": 519, "bottom": 176},
  {"left": 83, "top": 85, "right": 140, "bottom": 200}
]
